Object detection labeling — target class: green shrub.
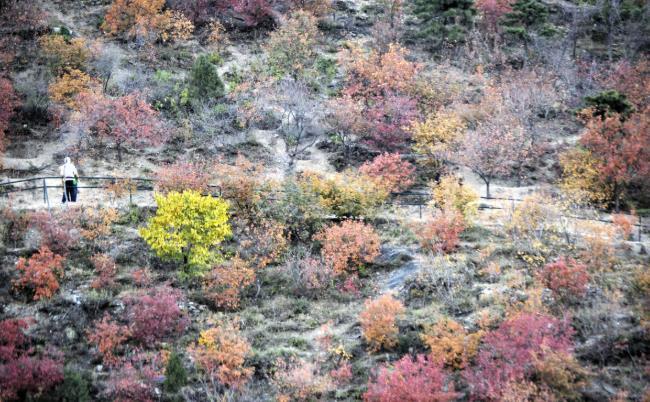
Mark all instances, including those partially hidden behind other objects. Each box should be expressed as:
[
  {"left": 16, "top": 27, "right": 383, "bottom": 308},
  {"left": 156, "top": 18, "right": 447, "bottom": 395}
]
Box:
[
  {"left": 584, "top": 90, "right": 635, "bottom": 120},
  {"left": 54, "top": 369, "right": 91, "bottom": 402},
  {"left": 163, "top": 351, "right": 188, "bottom": 394},
  {"left": 189, "top": 54, "right": 225, "bottom": 101}
]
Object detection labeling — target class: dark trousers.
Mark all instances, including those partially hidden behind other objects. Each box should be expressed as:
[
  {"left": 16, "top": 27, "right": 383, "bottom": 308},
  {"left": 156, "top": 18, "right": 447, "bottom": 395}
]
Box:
[{"left": 63, "top": 180, "right": 77, "bottom": 203}]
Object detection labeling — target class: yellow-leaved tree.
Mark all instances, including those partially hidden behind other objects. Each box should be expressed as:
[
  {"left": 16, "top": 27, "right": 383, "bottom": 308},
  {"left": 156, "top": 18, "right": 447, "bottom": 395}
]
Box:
[
  {"left": 139, "top": 190, "right": 231, "bottom": 279},
  {"left": 411, "top": 111, "right": 466, "bottom": 168},
  {"left": 559, "top": 148, "right": 613, "bottom": 208},
  {"left": 298, "top": 171, "right": 389, "bottom": 218},
  {"left": 429, "top": 174, "right": 479, "bottom": 223}
]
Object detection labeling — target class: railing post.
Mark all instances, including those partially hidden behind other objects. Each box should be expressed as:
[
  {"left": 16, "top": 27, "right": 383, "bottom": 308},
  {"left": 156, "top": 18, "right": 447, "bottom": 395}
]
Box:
[
  {"left": 639, "top": 216, "right": 642, "bottom": 242},
  {"left": 43, "top": 179, "right": 50, "bottom": 211}
]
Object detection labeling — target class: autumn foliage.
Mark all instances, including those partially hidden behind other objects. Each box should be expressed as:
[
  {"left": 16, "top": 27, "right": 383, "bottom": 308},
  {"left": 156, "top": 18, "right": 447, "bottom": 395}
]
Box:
[
  {"left": 464, "top": 312, "right": 575, "bottom": 400},
  {"left": 315, "top": 220, "right": 381, "bottom": 275},
  {"left": 203, "top": 256, "right": 256, "bottom": 310},
  {"left": 26, "top": 210, "right": 79, "bottom": 255},
  {"left": 14, "top": 246, "right": 65, "bottom": 301},
  {"left": 189, "top": 322, "right": 254, "bottom": 388},
  {"left": 359, "top": 152, "right": 415, "bottom": 192},
  {"left": 339, "top": 44, "right": 421, "bottom": 150},
  {"left": 0, "top": 318, "right": 64, "bottom": 401},
  {"left": 125, "top": 286, "right": 188, "bottom": 346},
  {"left": 298, "top": 171, "right": 389, "bottom": 217},
  {"left": 87, "top": 314, "right": 131, "bottom": 366},
  {"left": 273, "top": 358, "right": 332, "bottom": 401},
  {"left": 364, "top": 354, "right": 458, "bottom": 402},
  {"left": 420, "top": 317, "right": 483, "bottom": 369},
  {"left": 359, "top": 294, "right": 405, "bottom": 352},
  {"left": 414, "top": 208, "right": 465, "bottom": 254},
  {"left": 38, "top": 35, "right": 89, "bottom": 73},
  {"left": 90, "top": 253, "right": 118, "bottom": 290},
  {"left": 537, "top": 257, "right": 590, "bottom": 302},
  {"left": 154, "top": 160, "right": 212, "bottom": 194},
  {"left": 579, "top": 109, "right": 650, "bottom": 209},
  {"left": 236, "top": 218, "right": 289, "bottom": 269},
  {"left": 0, "top": 77, "right": 19, "bottom": 154},
  {"left": 75, "top": 92, "right": 167, "bottom": 161},
  {"left": 430, "top": 175, "right": 479, "bottom": 222},
  {"left": 475, "top": 0, "right": 515, "bottom": 32},
  {"left": 102, "top": 0, "right": 194, "bottom": 43},
  {"left": 48, "top": 69, "right": 92, "bottom": 108},
  {"left": 612, "top": 213, "right": 637, "bottom": 240}
]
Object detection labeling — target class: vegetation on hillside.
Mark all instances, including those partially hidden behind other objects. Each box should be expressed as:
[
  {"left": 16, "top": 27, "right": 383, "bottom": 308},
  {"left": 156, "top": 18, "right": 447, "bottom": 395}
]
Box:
[{"left": 0, "top": 0, "right": 648, "bottom": 400}]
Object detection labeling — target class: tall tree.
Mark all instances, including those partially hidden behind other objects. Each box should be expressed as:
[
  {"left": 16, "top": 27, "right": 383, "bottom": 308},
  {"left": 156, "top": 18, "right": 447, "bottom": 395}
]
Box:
[
  {"left": 412, "top": 0, "right": 476, "bottom": 48},
  {"left": 579, "top": 109, "right": 650, "bottom": 210},
  {"left": 0, "top": 78, "right": 19, "bottom": 156},
  {"left": 75, "top": 92, "right": 168, "bottom": 161},
  {"left": 501, "top": 0, "right": 554, "bottom": 55}
]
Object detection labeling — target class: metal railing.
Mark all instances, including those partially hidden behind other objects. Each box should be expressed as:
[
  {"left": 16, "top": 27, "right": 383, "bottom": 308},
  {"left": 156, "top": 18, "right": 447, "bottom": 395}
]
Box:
[{"left": 0, "top": 175, "right": 646, "bottom": 241}]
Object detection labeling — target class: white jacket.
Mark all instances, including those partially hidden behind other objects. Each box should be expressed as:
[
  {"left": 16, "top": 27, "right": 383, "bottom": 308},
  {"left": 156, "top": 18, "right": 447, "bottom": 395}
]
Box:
[{"left": 60, "top": 158, "right": 78, "bottom": 179}]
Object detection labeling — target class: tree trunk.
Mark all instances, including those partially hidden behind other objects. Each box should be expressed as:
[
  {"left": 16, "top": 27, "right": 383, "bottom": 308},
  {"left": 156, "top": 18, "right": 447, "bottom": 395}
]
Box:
[
  {"left": 484, "top": 179, "right": 491, "bottom": 199},
  {"left": 614, "top": 182, "right": 621, "bottom": 212}
]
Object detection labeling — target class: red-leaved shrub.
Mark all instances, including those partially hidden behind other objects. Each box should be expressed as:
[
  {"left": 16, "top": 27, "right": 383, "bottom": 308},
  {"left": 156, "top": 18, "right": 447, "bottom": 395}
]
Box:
[
  {"left": 0, "top": 318, "right": 64, "bottom": 401},
  {"left": 27, "top": 210, "right": 79, "bottom": 256},
  {"left": 283, "top": 255, "right": 334, "bottom": 295},
  {"left": 126, "top": 286, "right": 188, "bottom": 346},
  {"left": 464, "top": 312, "right": 574, "bottom": 400},
  {"left": 364, "top": 94, "right": 419, "bottom": 152},
  {"left": 154, "top": 160, "right": 212, "bottom": 194},
  {"left": 364, "top": 354, "right": 459, "bottom": 402},
  {"left": 475, "top": 0, "right": 514, "bottom": 32},
  {"left": 102, "top": 352, "right": 164, "bottom": 402},
  {"left": 359, "top": 152, "right": 415, "bottom": 192},
  {"left": 315, "top": 220, "right": 381, "bottom": 275},
  {"left": 0, "top": 77, "right": 19, "bottom": 154},
  {"left": 131, "top": 268, "right": 152, "bottom": 287},
  {"left": 537, "top": 257, "right": 590, "bottom": 302},
  {"left": 14, "top": 246, "right": 65, "bottom": 301},
  {"left": 87, "top": 314, "right": 131, "bottom": 367},
  {"left": 90, "top": 253, "right": 118, "bottom": 289},
  {"left": 330, "top": 361, "right": 353, "bottom": 385},
  {"left": 414, "top": 209, "right": 465, "bottom": 254}
]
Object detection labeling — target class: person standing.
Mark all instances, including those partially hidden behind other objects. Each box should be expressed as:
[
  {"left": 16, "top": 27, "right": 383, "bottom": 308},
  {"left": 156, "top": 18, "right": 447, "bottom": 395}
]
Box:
[{"left": 60, "top": 157, "right": 78, "bottom": 203}]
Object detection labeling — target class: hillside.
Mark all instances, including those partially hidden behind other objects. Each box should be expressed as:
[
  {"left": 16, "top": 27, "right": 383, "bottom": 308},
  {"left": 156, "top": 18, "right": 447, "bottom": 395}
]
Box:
[{"left": 0, "top": 0, "right": 649, "bottom": 401}]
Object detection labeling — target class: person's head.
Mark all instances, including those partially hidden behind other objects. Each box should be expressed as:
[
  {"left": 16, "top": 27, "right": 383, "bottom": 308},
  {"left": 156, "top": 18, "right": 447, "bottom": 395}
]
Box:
[{"left": 64, "top": 157, "right": 71, "bottom": 165}]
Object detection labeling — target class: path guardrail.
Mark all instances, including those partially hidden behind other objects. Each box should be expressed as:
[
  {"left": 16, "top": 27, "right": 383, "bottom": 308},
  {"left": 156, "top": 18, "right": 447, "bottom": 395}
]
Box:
[{"left": 0, "top": 175, "right": 646, "bottom": 241}]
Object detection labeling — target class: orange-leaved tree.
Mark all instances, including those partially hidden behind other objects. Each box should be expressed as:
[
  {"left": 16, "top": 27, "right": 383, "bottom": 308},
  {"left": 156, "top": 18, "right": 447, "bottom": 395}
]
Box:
[
  {"left": 579, "top": 108, "right": 650, "bottom": 210},
  {"left": 48, "top": 69, "right": 93, "bottom": 108}
]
